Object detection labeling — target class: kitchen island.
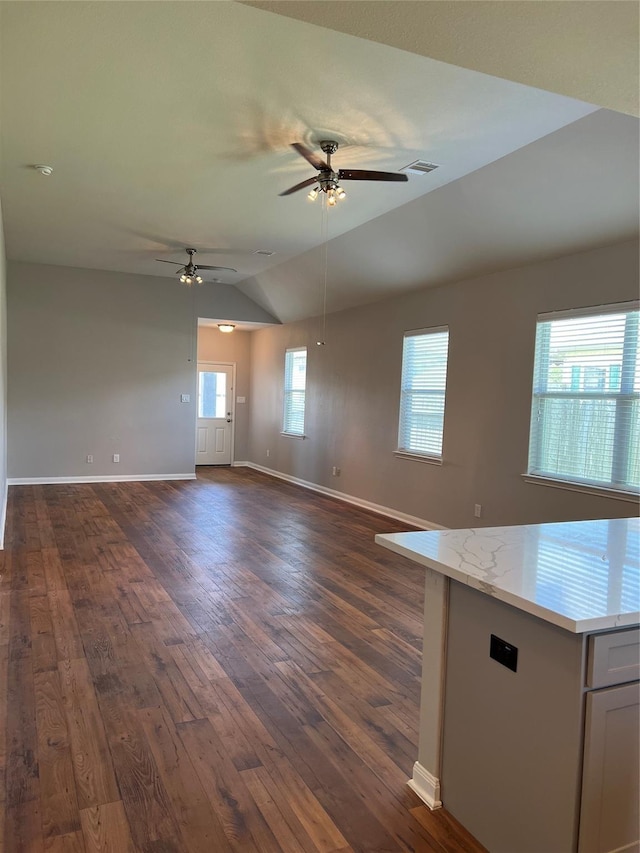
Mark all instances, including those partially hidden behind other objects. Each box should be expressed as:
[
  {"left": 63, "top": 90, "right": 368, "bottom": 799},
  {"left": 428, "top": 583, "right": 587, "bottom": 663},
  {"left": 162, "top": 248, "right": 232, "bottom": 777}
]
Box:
[{"left": 376, "top": 517, "right": 639, "bottom": 853}]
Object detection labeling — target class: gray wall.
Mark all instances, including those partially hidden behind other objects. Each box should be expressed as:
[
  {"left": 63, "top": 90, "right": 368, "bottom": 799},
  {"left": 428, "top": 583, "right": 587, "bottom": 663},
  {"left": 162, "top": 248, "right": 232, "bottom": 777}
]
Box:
[
  {"left": 247, "top": 239, "right": 639, "bottom": 529},
  {"left": 197, "top": 325, "right": 252, "bottom": 462},
  {"left": 0, "top": 200, "right": 7, "bottom": 544},
  {"left": 7, "top": 262, "right": 275, "bottom": 479}
]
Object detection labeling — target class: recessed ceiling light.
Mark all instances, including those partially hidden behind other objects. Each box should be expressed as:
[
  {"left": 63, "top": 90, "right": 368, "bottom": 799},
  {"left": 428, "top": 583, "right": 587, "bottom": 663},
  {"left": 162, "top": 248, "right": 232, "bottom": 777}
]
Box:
[{"left": 34, "top": 164, "right": 54, "bottom": 176}]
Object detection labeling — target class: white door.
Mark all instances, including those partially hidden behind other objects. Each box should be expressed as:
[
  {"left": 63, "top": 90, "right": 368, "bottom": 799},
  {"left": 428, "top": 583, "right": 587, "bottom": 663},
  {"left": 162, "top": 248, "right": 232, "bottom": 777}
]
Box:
[{"left": 195, "top": 362, "right": 234, "bottom": 465}]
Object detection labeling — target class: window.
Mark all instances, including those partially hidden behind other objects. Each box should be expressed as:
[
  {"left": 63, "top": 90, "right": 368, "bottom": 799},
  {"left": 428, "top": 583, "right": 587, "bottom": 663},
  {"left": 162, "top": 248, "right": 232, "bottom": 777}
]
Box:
[
  {"left": 528, "top": 303, "right": 639, "bottom": 493},
  {"left": 283, "top": 347, "right": 307, "bottom": 435},
  {"left": 397, "top": 327, "right": 450, "bottom": 458},
  {"left": 198, "top": 371, "right": 226, "bottom": 419}
]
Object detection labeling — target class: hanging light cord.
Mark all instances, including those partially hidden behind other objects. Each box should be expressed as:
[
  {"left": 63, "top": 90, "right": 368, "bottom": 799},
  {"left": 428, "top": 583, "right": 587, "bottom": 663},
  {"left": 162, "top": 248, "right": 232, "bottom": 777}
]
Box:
[
  {"left": 318, "top": 194, "right": 329, "bottom": 345},
  {"left": 188, "top": 284, "right": 196, "bottom": 362}
]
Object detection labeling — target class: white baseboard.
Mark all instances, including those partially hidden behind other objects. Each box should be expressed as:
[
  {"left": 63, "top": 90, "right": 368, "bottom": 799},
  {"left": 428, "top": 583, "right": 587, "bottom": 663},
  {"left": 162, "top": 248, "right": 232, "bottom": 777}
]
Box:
[
  {"left": 7, "top": 473, "right": 197, "bottom": 486},
  {"left": 408, "top": 761, "right": 442, "bottom": 810},
  {"left": 235, "top": 461, "right": 444, "bottom": 531},
  {"left": 0, "top": 479, "right": 7, "bottom": 550}
]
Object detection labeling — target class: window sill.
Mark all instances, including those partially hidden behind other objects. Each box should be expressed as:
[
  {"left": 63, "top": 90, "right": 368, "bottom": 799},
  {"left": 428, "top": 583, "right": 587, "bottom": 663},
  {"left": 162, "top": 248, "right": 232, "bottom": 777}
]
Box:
[
  {"left": 281, "top": 432, "right": 306, "bottom": 440},
  {"left": 394, "top": 450, "right": 443, "bottom": 466},
  {"left": 522, "top": 474, "right": 639, "bottom": 503}
]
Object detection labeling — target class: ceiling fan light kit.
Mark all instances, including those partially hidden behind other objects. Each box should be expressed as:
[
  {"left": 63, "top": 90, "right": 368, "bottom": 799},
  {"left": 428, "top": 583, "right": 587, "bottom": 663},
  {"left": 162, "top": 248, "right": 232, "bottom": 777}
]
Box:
[
  {"left": 156, "top": 247, "right": 237, "bottom": 286},
  {"left": 280, "top": 140, "right": 408, "bottom": 204},
  {"left": 157, "top": 140, "right": 409, "bottom": 289}
]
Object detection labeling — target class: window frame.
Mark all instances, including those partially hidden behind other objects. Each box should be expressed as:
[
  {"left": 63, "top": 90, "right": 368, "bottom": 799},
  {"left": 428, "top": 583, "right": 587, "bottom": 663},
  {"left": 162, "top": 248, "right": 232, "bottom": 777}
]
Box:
[
  {"left": 282, "top": 346, "right": 307, "bottom": 437},
  {"left": 526, "top": 301, "right": 639, "bottom": 497},
  {"left": 396, "top": 325, "right": 450, "bottom": 462}
]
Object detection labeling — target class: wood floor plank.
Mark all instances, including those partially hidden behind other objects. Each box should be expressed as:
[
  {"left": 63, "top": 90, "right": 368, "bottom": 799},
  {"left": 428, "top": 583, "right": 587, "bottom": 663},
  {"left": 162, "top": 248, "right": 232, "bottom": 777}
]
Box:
[
  {"left": 0, "top": 642, "right": 8, "bottom": 802},
  {"left": 44, "top": 830, "right": 87, "bottom": 852},
  {"left": 47, "top": 590, "right": 85, "bottom": 663},
  {"left": 34, "top": 668, "right": 82, "bottom": 838},
  {"left": 4, "top": 798, "right": 44, "bottom": 853},
  {"left": 138, "top": 703, "right": 230, "bottom": 852},
  {"left": 410, "top": 804, "right": 489, "bottom": 853},
  {"left": 236, "top": 674, "right": 401, "bottom": 852},
  {"left": 276, "top": 660, "right": 411, "bottom": 790},
  {"left": 5, "top": 651, "right": 39, "bottom": 811},
  {"left": 241, "top": 765, "right": 321, "bottom": 853},
  {"left": 30, "top": 596, "right": 58, "bottom": 675},
  {"left": 41, "top": 548, "right": 68, "bottom": 592},
  {"left": 178, "top": 716, "right": 281, "bottom": 852},
  {"left": 129, "top": 621, "right": 206, "bottom": 723},
  {"left": 303, "top": 719, "right": 440, "bottom": 853},
  {"left": 95, "top": 695, "right": 185, "bottom": 853},
  {"left": 58, "top": 658, "right": 120, "bottom": 810},
  {"left": 243, "top": 758, "right": 353, "bottom": 853},
  {"left": 79, "top": 801, "right": 135, "bottom": 853},
  {"left": 2, "top": 469, "right": 485, "bottom": 853}
]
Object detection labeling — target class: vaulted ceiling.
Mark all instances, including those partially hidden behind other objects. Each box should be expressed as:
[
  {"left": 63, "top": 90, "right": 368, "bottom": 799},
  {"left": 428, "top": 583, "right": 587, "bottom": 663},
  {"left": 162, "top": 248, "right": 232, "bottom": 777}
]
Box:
[{"left": 1, "top": 1, "right": 638, "bottom": 324}]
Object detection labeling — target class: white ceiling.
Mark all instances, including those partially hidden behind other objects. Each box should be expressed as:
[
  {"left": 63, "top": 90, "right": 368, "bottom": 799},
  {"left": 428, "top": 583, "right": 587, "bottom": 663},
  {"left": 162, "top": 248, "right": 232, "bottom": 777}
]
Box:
[
  {"left": 0, "top": 1, "right": 638, "bottom": 325},
  {"left": 243, "top": 1, "right": 639, "bottom": 117}
]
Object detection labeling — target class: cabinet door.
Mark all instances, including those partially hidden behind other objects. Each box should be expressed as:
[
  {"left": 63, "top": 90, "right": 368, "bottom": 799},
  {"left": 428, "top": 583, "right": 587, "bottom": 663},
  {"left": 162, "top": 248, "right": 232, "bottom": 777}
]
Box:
[{"left": 579, "top": 682, "right": 640, "bottom": 853}]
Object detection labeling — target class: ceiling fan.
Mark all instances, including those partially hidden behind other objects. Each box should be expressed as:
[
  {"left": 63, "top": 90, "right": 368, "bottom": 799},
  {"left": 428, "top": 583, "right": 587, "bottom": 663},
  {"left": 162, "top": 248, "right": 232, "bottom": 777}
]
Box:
[
  {"left": 280, "top": 140, "right": 408, "bottom": 205},
  {"left": 156, "top": 247, "right": 237, "bottom": 285}
]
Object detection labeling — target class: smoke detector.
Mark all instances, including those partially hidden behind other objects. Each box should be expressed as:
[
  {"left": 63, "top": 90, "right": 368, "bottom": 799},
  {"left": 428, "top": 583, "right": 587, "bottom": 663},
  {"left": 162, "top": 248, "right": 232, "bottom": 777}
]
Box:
[{"left": 34, "top": 164, "right": 54, "bottom": 176}]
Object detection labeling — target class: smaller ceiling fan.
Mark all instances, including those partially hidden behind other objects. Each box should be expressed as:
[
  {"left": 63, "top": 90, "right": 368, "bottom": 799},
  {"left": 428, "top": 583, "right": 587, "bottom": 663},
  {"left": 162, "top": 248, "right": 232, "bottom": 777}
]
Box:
[
  {"left": 280, "top": 140, "right": 408, "bottom": 205},
  {"left": 156, "top": 248, "right": 237, "bottom": 285}
]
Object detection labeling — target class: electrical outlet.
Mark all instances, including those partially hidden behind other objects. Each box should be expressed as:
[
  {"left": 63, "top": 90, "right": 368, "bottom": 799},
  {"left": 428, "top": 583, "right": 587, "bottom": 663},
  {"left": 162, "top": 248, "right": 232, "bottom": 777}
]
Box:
[
  {"left": 474, "top": 504, "right": 482, "bottom": 518},
  {"left": 86, "top": 454, "right": 93, "bottom": 464},
  {"left": 113, "top": 454, "right": 120, "bottom": 463}
]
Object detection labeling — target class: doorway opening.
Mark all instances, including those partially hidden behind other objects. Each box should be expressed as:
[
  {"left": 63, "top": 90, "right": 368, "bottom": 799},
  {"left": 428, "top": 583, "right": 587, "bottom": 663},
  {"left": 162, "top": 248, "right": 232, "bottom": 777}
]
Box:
[{"left": 195, "top": 361, "right": 235, "bottom": 466}]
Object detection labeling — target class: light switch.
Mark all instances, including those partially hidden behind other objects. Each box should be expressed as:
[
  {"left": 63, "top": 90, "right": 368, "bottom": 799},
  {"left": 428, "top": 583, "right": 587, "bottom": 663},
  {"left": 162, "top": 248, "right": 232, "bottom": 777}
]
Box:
[
  {"left": 181, "top": 394, "right": 190, "bottom": 403},
  {"left": 237, "top": 396, "right": 246, "bottom": 404}
]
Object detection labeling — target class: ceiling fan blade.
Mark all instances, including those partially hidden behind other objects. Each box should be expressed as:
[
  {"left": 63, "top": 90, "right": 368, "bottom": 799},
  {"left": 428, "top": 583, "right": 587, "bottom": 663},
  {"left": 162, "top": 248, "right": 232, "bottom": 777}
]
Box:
[
  {"left": 197, "top": 265, "right": 238, "bottom": 273},
  {"left": 279, "top": 176, "right": 319, "bottom": 197},
  {"left": 156, "top": 258, "right": 184, "bottom": 265},
  {"left": 190, "top": 247, "right": 254, "bottom": 256},
  {"left": 173, "top": 267, "right": 186, "bottom": 275},
  {"left": 291, "top": 143, "right": 329, "bottom": 171},
  {"left": 338, "top": 169, "right": 409, "bottom": 183}
]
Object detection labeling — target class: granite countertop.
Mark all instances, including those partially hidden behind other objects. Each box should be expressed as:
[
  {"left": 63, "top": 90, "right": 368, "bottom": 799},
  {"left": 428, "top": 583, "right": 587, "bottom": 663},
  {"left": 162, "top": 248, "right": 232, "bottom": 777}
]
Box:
[{"left": 376, "top": 517, "right": 639, "bottom": 633}]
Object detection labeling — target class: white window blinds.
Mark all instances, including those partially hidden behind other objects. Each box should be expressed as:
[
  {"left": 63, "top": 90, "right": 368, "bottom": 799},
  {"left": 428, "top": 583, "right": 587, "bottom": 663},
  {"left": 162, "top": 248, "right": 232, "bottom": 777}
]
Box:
[
  {"left": 283, "top": 347, "right": 307, "bottom": 435},
  {"left": 528, "top": 303, "right": 640, "bottom": 492},
  {"left": 398, "top": 327, "right": 449, "bottom": 458}
]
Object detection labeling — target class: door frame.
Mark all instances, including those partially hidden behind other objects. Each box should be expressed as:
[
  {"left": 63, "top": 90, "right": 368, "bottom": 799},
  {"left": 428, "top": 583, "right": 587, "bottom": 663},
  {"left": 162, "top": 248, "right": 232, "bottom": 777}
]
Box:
[{"left": 194, "top": 360, "right": 236, "bottom": 466}]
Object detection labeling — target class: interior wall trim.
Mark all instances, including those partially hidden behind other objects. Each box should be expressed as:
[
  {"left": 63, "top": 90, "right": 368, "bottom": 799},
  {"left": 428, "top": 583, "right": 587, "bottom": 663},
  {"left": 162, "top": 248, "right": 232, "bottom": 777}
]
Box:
[
  {"left": 0, "top": 480, "right": 7, "bottom": 550},
  {"left": 408, "top": 761, "right": 443, "bottom": 811},
  {"left": 234, "top": 461, "right": 445, "bottom": 531},
  {"left": 7, "top": 473, "right": 197, "bottom": 486}
]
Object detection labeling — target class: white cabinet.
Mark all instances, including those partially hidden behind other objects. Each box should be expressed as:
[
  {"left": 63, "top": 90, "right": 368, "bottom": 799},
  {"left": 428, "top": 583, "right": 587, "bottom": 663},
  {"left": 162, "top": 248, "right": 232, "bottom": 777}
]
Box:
[
  {"left": 440, "top": 583, "right": 640, "bottom": 853},
  {"left": 579, "top": 681, "right": 640, "bottom": 853}
]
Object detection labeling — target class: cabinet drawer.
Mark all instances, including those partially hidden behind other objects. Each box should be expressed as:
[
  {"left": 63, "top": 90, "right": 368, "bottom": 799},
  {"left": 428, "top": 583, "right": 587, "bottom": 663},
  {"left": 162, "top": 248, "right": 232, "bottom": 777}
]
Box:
[{"left": 587, "top": 628, "right": 640, "bottom": 689}]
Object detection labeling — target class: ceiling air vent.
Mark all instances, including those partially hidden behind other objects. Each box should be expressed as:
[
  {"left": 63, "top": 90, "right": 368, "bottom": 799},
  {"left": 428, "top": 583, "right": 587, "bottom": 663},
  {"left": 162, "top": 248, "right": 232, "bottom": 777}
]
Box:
[
  {"left": 253, "top": 249, "right": 275, "bottom": 257},
  {"left": 401, "top": 160, "right": 440, "bottom": 176}
]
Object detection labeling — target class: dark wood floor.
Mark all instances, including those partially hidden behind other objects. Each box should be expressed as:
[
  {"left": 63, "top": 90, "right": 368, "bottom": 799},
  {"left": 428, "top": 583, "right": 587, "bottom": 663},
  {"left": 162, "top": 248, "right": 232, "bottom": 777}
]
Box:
[{"left": 0, "top": 467, "right": 486, "bottom": 853}]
